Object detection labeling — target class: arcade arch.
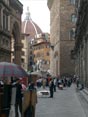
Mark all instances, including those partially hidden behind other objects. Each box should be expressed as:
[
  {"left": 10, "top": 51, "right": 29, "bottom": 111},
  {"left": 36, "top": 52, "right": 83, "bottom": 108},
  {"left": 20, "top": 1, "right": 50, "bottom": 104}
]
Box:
[{"left": 11, "top": 21, "right": 22, "bottom": 65}]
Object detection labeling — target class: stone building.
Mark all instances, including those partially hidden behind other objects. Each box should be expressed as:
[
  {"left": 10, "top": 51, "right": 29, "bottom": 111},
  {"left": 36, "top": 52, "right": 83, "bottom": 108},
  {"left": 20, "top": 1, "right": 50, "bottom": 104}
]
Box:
[
  {"left": 74, "top": 0, "right": 88, "bottom": 87},
  {"left": 47, "top": 0, "right": 76, "bottom": 77},
  {"left": 0, "top": 0, "right": 23, "bottom": 65},
  {"left": 33, "top": 33, "right": 50, "bottom": 72},
  {"left": 21, "top": 8, "right": 42, "bottom": 71}
]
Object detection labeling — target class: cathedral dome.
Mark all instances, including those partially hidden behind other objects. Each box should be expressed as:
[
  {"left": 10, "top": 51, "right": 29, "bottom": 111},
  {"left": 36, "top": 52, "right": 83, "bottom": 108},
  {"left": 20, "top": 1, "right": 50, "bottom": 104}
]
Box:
[{"left": 22, "top": 7, "right": 42, "bottom": 39}]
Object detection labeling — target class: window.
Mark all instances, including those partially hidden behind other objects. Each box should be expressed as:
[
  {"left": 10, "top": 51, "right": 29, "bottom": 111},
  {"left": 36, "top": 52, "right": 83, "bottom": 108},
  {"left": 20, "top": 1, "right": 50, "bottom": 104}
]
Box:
[
  {"left": 30, "top": 51, "right": 32, "bottom": 55},
  {"left": 21, "top": 51, "right": 25, "bottom": 55},
  {"left": 2, "top": 39, "right": 5, "bottom": 45},
  {"left": 21, "top": 58, "right": 24, "bottom": 62},
  {"left": 6, "top": 40, "right": 9, "bottom": 46},
  {"left": 3, "top": 13, "right": 6, "bottom": 29},
  {"left": 71, "top": 14, "right": 77, "bottom": 23},
  {"left": 47, "top": 61, "right": 50, "bottom": 65},
  {"left": 30, "top": 56, "right": 32, "bottom": 60},
  {"left": 0, "top": 8, "right": 1, "bottom": 26},
  {"left": 46, "top": 52, "right": 49, "bottom": 56},
  {"left": 70, "top": 0, "right": 75, "bottom": 5},
  {"left": 3, "top": 13, "right": 8, "bottom": 30},
  {"left": 29, "top": 61, "right": 33, "bottom": 66},
  {"left": 6, "top": 15, "right": 8, "bottom": 30},
  {"left": 30, "top": 46, "right": 32, "bottom": 49},
  {"left": 69, "top": 28, "right": 75, "bottom": 40}
]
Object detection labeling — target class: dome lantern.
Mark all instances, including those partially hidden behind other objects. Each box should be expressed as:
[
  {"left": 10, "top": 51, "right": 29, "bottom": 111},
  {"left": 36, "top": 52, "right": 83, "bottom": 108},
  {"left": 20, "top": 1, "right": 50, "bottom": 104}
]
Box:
[
  {"left": 22, "top": 7, "right": 43, "bottom": 39},
  {"left": 25, "top": 7, "right": 31, "bottom": 21}
]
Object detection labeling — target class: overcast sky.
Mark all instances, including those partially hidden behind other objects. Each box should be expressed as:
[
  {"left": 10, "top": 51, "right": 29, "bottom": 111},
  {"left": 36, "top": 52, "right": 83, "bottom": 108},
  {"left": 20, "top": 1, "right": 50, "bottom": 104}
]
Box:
[{"left": 19, "top": 0, "right": 50, "bottom": 33}]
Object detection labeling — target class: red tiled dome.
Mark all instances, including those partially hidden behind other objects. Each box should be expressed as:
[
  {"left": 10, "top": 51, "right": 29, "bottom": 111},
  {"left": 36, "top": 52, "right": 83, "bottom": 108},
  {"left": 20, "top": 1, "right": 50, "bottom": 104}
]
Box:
[{"left": 22, "top": 8, "right": 42, "bottom": 39}]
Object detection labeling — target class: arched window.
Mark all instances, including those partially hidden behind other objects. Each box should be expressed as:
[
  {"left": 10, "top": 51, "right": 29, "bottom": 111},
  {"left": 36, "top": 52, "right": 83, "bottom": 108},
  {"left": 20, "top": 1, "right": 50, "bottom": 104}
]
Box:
[
  {"left": 0, "top": 6, "right": 1, "bottom": 27},
  {"left": 6, "top": 40, "right": 9, "bottom": 46},
  {"left": 70, "top": 0, "right": 76, "bottom": 5},
  {"left": 3, "top": 12, "right": 8, "bottom": 31},
  {"left": 71, "top": 14, "right": 77, "bottom": 23},
  {"left": 69, "top": 28, "right": 75, "bottom": 40},
  {"left": 46, "top": 52, "right": 49, "bottom": 56}
]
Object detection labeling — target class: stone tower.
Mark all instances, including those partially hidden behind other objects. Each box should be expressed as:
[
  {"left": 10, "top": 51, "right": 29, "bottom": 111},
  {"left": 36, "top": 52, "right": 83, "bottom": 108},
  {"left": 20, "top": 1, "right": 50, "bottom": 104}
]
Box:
[{"left": 47, "top": 0, "right": 76, "bottom": 77}]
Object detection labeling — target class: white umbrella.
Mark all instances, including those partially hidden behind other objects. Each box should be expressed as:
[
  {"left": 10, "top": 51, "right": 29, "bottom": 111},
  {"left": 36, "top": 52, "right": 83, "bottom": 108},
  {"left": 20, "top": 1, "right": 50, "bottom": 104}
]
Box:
[{"left": 30, "top": 71, "right": 42, "bottom": 77}]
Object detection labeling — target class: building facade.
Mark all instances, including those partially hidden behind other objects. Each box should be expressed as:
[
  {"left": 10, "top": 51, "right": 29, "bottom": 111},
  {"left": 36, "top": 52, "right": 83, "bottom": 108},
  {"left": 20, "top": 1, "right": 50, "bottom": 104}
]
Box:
[
  {"left": 74, "top": 0, "right": 88, "bottom": 87},
  {"left": 47, "top": 0, "right": 76, "bottom": 77},
  {"left": 0, "top": 0, "right": 23, "bottom": 65},
  {"left": 21, "top": 8, "right": 42, "bottom": 71},
  {"left": 33, "top": 33, "right": 50, "bottom": 72}
]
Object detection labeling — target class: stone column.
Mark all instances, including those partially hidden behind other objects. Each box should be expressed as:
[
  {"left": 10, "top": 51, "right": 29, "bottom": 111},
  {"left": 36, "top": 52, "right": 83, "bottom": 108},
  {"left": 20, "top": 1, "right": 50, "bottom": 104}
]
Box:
[
  {"left": 86, "top": 36, "right": 88, "bottom": 86},
  {"left": 14, "top": 42, "right": 22, "bottom": 65},
  {"left": 78, "top": 51, "right": 80, "bottom": 78},
  {"left": 82, "top": 39, "right": 86, "bottom": 85},
  {"left": 1, "top": 7, "right": 4, "bottom": 28},
  {"left": 81, "top": 43, "right": 84, "bottom": 84},
  {"left": 75, "top": 52, "right": 79, "bottom": 77},
  {"left": 84, "top": 38, "right": 87, "bottom": 86},
  {"left": 79, "top": 45, "right": 82, "bottom": 82}
]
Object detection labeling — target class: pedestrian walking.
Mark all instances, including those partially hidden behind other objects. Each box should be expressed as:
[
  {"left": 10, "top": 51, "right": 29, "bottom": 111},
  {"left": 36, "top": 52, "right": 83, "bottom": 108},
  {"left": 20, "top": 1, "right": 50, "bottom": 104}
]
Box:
[
  {"left": 53, "top": 78, "right": 57, "bottom": 92},
  {"left": 76, "top": 77, "right": 79, "bottom": 88},
  {"left": 42, "top": 78, "right": 46, "bottom": 89},
  {"left": 23, "top": 82, "right": 37, "bottom": 117},
  {"left": 3, "top": 78, "right": 12, "bottom": 117},
  {"left": 49, "top": 79, "right": 54, "bottom": 98},
  {"left": 14, "top": 79, "right": 23, "bottom": 117},
  {"left": 0, "top": 80, "right": 3, "bottom": 92}
]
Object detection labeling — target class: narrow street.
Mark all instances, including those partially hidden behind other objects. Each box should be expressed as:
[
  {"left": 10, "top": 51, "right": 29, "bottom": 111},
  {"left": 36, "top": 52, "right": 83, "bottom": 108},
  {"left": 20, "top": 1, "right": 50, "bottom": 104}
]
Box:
[{"left": 35, "top": 84, "right": 87, "bottom": 117}]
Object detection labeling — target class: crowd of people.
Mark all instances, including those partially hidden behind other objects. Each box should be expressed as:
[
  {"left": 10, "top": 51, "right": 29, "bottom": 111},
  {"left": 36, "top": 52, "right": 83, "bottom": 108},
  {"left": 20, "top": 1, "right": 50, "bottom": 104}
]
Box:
[
  {"left": 0, "top": 78, "right": 23, "bottom": 117},
  {"left": 36, "top": 76, "right": 73, "bottom": 98},
  {"left": 0, "top": 75, "right": 82, "bottom": 117},
  {"left": 0, "top": 78, "right": 37, "bottom": 117}
]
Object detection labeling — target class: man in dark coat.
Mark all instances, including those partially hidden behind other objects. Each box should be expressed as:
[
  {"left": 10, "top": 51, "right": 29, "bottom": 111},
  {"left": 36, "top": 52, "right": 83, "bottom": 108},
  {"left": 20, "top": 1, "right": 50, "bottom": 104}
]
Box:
[
  {"left": 49, "top": 80, "right": 54, "bottom": 98},
  {"left": 15, "top": 79, "right": 22, "bottom": 117},
  {"left": 2, "top": 79, "right": 12, "bottom": 117},
  {"left": 24, "top": 82, "right": 37, "bottom": 117}
]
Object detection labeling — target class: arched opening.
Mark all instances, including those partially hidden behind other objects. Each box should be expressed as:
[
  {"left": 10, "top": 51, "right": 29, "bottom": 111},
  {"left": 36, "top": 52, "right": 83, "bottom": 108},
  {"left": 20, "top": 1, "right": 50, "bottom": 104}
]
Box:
[{"left": 11, "top": 21, "right": 22, "bottom": 65}]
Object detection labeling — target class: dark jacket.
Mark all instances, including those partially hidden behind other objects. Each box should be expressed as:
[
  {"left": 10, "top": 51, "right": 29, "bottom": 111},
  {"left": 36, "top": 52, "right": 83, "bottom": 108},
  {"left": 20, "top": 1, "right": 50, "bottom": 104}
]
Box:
[
  {"left": 3, "top": 84, "right": 12, "bottom": 109},
  {"left": 15, "top": 83, "right": 22, "bottom": 103}
]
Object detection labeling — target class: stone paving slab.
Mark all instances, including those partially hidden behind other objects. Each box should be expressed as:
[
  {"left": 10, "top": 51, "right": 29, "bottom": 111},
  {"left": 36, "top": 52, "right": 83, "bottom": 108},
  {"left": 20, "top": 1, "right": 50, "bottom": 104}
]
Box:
[{"left": 35, "top": 84, "right": 86, "bottom": 117}]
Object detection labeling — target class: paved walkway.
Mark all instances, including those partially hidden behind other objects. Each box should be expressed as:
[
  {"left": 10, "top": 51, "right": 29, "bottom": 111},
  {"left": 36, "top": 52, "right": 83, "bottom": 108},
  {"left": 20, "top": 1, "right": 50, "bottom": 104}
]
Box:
[{"left": 35, "top": 84, "right": 87, "bottom": 117}]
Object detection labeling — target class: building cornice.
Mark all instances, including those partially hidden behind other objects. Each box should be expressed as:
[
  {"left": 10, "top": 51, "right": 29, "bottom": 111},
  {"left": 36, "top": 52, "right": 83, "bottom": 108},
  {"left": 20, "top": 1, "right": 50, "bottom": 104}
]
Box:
[
  {"left": 10, "top": 0, "right": 23, "bottom": 14},
  {"left": 47, "top": 0, "right": 54, "bottom": 10},
  {"left": 0, "top": 1, "right": 10, "bottom": 11}
]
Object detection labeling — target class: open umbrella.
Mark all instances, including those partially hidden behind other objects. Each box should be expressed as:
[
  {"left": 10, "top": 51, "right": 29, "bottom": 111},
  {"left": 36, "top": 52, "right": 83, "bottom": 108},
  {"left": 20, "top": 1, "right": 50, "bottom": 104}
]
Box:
[
  {"left": 0, "top": 62, "right": 28, "bottom": 79},
  {"left": 29, "top": 70, "right": 42, "bottom": 77}
]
